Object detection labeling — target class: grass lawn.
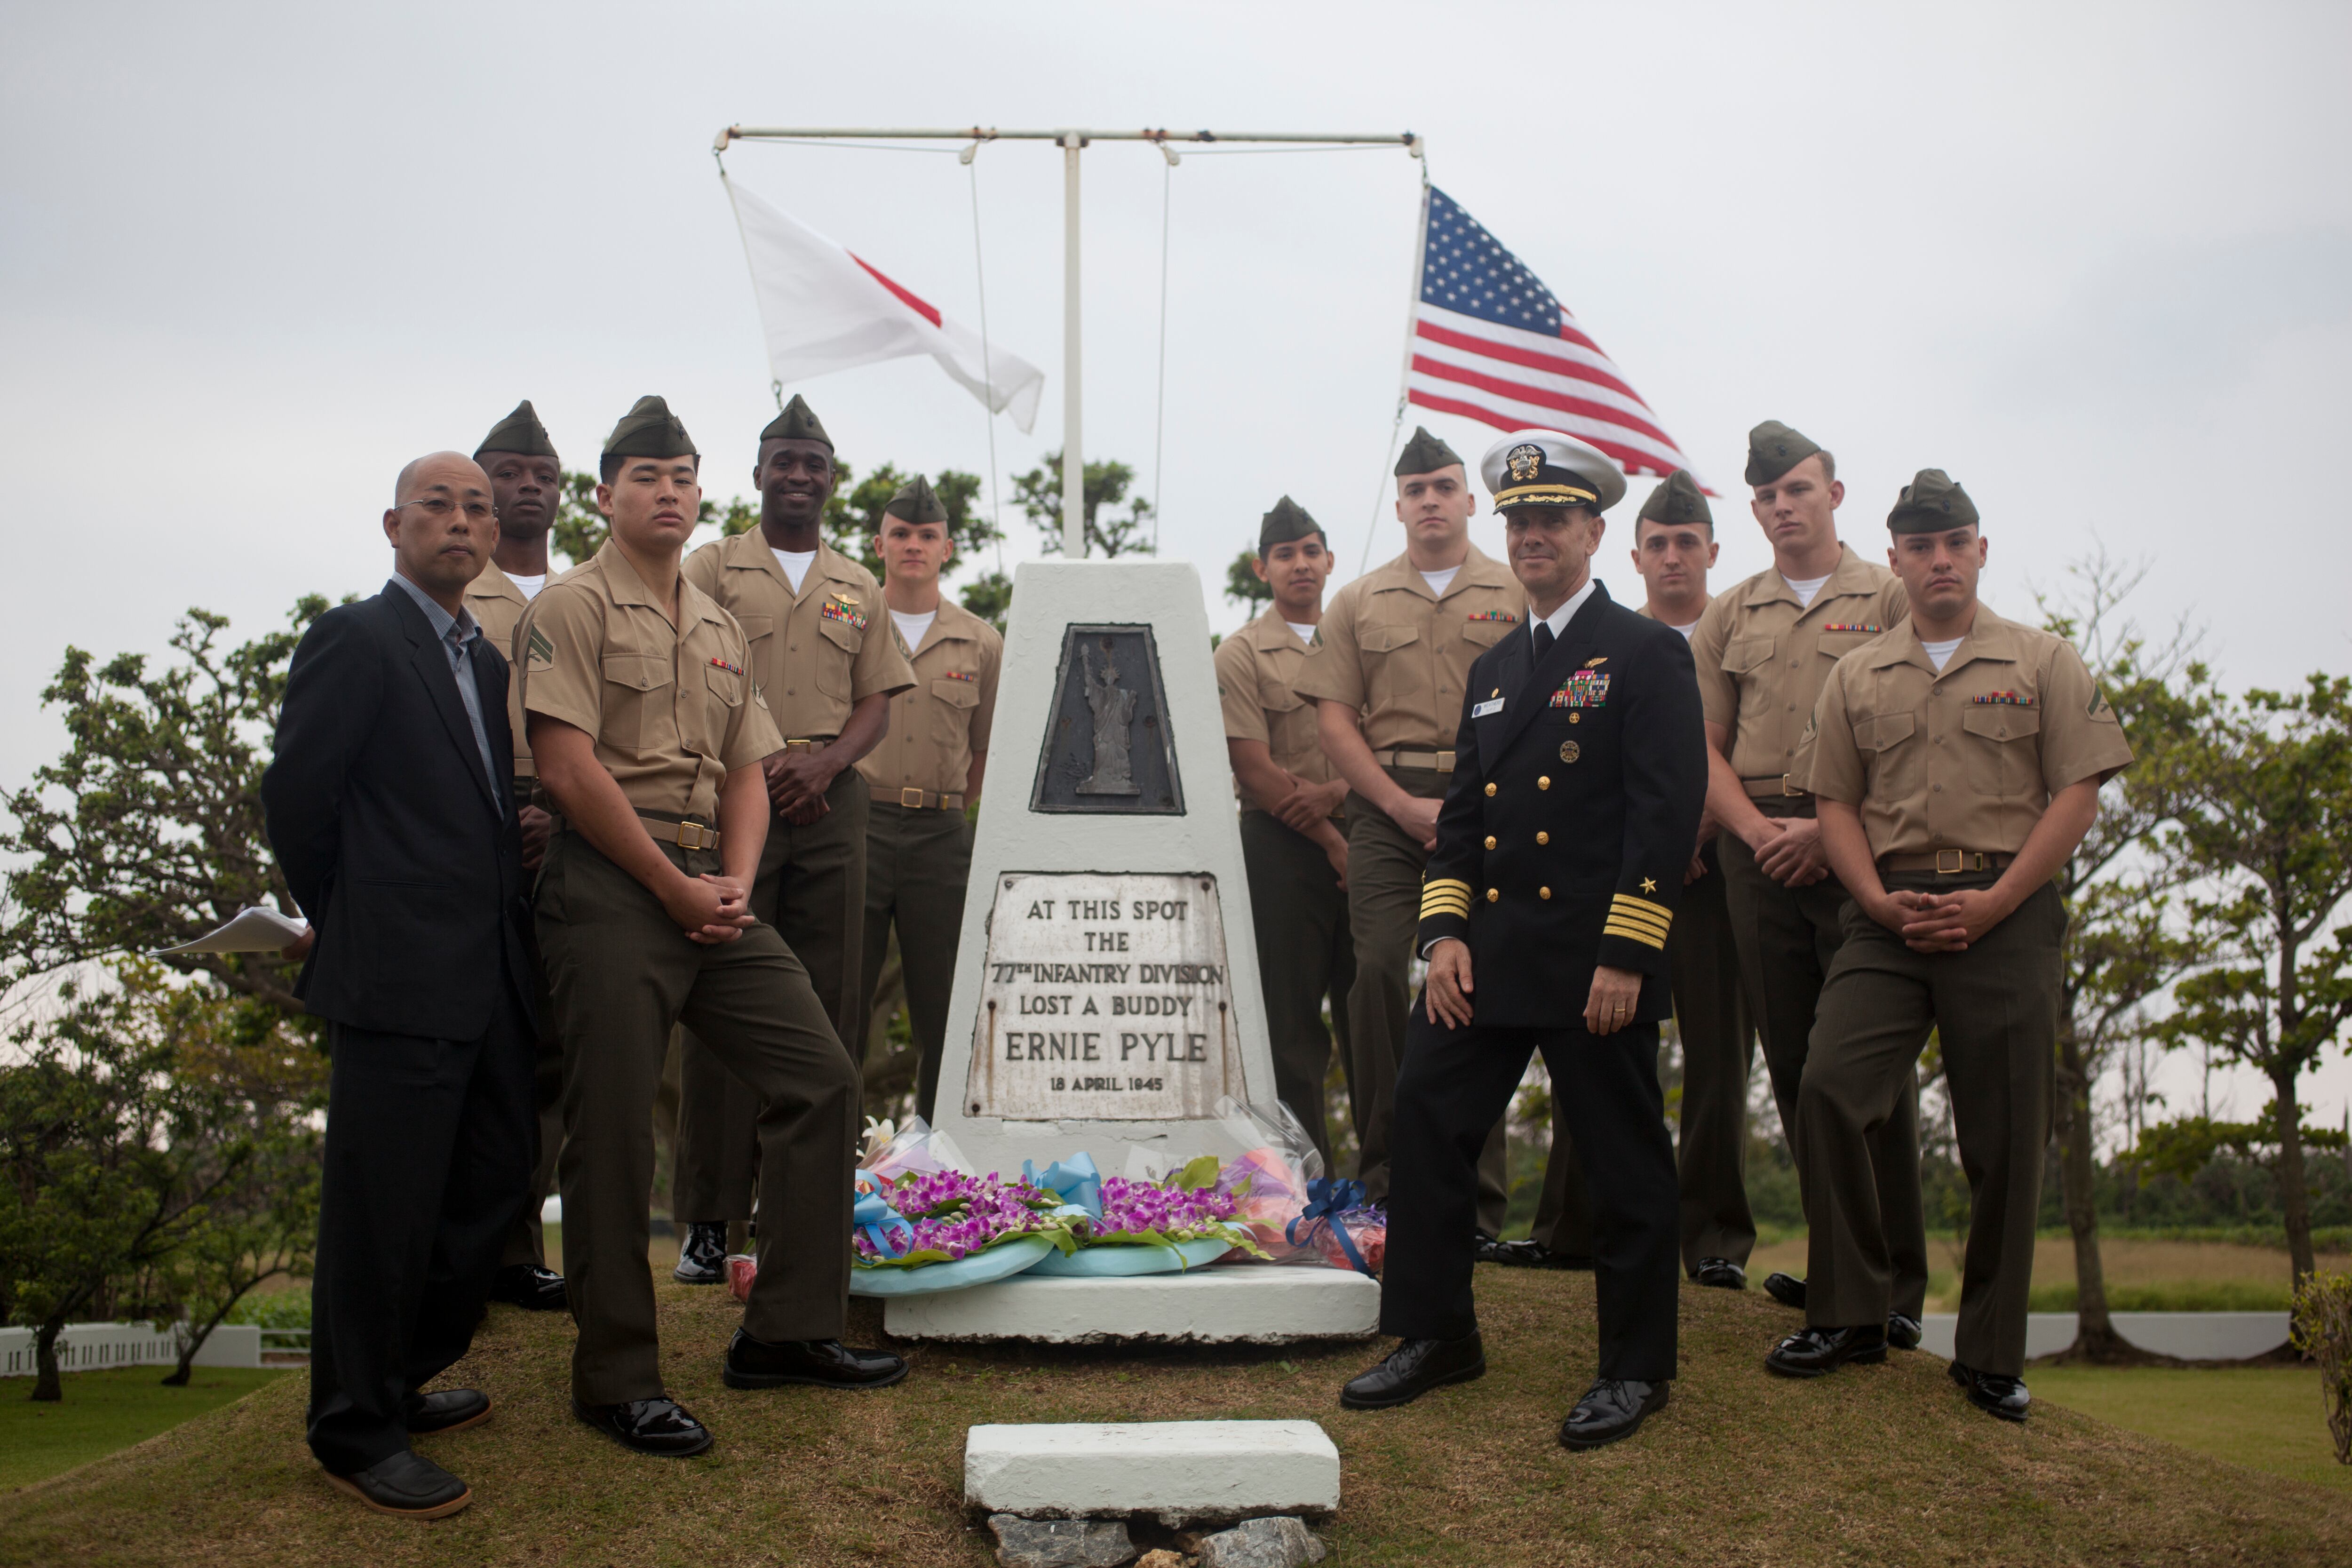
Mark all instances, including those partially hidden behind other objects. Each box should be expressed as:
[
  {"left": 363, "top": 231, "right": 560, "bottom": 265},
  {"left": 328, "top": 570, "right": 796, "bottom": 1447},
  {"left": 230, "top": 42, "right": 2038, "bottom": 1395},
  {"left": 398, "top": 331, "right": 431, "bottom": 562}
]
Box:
[
  {"left": 0, "top": 1368, "right": 292, "bottom": 1492},
  {"left": 1744, "top": 1232, "right": 2348, "bottom": 1313},
  {"left": 3, "top": 1268, "right": 2347, "bottom": 1567},
  {"left": 2033, "top": 1367, "right": 2351, "bottom": 1492}
]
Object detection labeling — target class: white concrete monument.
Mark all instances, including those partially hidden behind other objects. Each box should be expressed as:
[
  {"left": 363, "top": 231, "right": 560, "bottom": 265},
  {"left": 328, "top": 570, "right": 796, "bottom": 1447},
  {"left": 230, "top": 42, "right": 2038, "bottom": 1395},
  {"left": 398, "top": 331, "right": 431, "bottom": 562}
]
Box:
[{"left": 897, "top": 560, "right": 1378, "bottom": 1343}]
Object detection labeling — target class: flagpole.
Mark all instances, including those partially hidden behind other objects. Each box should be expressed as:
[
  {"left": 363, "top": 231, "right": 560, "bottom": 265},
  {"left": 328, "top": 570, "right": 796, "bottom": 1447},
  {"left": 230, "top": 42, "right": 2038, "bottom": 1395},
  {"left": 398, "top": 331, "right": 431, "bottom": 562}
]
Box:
[
  {"left": 1362, "top": 168, "right": 1434, "bottom": 574},
  {"left": 1061, "top": 133, "right": 1085, "bottom": 559}
]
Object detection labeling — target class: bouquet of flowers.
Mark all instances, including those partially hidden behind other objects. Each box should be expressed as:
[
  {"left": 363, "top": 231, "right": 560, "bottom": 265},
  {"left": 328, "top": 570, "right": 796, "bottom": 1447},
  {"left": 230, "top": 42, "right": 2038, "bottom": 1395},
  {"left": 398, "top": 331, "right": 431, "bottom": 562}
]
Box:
[
  {"left": 850, "top": 1166, "right": 1080, "bottom": 1270},
  {"left": 1080, "top": 1155, "right": 1267, "bottom": 1260}
]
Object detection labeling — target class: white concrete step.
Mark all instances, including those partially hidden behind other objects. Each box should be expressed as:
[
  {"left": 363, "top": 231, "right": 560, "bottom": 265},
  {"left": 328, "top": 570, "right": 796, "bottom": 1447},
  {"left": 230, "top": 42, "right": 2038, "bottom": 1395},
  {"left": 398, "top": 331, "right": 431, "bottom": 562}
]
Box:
[
  {"left": 966, "top": 1419, "right": 1340, "bottom": 1525},
  {"left": 885, "top": 1265, "right": 1380, "bottom": 1344},
  {"left": 1918, "top": 1311, "right": 2290, "bottom": 1362}
]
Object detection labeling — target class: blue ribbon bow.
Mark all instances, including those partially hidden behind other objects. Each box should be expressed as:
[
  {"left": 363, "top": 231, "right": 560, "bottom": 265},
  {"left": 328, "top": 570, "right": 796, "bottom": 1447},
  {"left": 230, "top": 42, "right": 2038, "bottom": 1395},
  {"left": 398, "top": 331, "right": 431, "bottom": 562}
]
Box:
[
  {"left": 1287, "top": 1178, "right": 1374, "bottom": 1275},
  {"left": 1021, "top": 1153, "right": 1104, "bottom": 1219},
  {"left": 853, "top": 1187, "right": 915, "bottom": 1259}
]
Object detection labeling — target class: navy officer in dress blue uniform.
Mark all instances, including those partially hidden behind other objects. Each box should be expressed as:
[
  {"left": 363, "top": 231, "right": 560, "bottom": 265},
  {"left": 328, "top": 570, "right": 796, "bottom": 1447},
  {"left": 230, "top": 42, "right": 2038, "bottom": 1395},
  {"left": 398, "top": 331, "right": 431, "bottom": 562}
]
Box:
[{"left": 1339, "top": 430, "right": 1708, "bottom": 1451}]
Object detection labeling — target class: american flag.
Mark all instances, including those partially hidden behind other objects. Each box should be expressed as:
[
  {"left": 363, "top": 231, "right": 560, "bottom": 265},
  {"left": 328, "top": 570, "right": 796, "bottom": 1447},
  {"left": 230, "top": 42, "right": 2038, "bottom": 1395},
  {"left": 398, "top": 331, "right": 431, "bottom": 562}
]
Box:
[{"left": 1408, "top": 187, "right": 1703, "bottom": 487}]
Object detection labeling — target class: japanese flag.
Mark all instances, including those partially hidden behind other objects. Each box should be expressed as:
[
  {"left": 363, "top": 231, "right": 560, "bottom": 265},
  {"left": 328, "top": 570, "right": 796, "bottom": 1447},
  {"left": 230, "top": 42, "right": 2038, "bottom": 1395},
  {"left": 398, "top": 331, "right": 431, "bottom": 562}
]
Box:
[{"left": 724, "top": 176, "right": 1045, "bottom": 432}]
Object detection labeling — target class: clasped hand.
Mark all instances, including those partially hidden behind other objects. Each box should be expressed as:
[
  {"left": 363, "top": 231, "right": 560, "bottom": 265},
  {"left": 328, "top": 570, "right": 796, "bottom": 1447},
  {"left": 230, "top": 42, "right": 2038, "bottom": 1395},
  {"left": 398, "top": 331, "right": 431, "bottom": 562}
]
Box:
[
  {"left": 1750, "top": 816, "right": 1830, "bottom": 887},
  {"left": 1869, "top": 886, "right": 2011, "bottom": 953},
  {"left": 764, "top": 751, "right": 834, "bottom": 826},
  {"left": 664, "top": 872, "right": 755, "bottom": 944},
  {"left": 1424, "top": 939, "right": 1644, "bottom": 1037}
]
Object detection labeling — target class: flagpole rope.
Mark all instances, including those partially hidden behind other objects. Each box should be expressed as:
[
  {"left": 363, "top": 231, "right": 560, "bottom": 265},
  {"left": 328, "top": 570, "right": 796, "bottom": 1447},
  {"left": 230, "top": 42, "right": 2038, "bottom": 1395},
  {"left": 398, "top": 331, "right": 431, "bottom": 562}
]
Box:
[
  {"left": 1151, "top": 154, "right": 1172, "bottom": 553},
  {"left": 1361, "top": 158, "right": 1433, "bottom": 575},
  {"left": 967, "top": 156, "right": 1006, "bottom": 579}
]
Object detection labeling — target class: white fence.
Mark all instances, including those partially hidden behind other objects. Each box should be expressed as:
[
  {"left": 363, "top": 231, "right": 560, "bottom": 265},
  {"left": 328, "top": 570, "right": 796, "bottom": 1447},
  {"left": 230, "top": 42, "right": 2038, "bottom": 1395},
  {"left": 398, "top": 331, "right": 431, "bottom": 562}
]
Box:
[
  {"left": 1918, "top": 1311, "right": 2292, "bottom": 1362},
  {"left": 0, "top": 1321, "right": 269, "bottom": 1377}
]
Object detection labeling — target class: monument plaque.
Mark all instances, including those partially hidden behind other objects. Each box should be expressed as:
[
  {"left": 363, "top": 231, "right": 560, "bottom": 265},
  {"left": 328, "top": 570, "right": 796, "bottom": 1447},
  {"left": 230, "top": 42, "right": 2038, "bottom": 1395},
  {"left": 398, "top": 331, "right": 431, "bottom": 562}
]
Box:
[
  {"left": 966, "top": 871, "right": 1243, "bottom": 1122},
  {"left": 1031, "top": 625, "right": 1184, "bottom": 814}
]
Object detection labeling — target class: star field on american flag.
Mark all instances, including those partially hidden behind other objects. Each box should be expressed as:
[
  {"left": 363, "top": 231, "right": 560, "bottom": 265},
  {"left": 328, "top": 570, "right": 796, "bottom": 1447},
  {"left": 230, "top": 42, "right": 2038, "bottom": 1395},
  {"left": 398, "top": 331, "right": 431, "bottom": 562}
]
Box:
[{"left": 1408, "top": 188, "right": 1703, "bottom": 487}]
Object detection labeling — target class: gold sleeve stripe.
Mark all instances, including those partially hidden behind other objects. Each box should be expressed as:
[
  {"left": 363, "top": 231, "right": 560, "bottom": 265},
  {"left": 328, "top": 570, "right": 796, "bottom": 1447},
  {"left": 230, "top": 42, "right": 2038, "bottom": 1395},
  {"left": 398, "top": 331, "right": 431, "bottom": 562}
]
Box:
[
  {"left": 1423, "top": 878, "right": 1473, "bottom": 899},
  {"left": 1608, "top": 895, "right": 1673, "bottom": 931},
  {"left": 1421, "top": 897, "right": 1472, "bottom": 918},
  {"left": 1602, "top": 918, "right": 1669, "bottom": 951}
]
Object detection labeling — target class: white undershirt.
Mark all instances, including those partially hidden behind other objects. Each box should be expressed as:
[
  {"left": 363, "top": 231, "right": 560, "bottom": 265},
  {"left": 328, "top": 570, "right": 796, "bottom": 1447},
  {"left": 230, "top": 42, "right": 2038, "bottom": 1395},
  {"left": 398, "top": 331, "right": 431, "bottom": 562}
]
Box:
[
  {"left": 508, "top": 573, "right": 546, "bottom": 601},
  {"left": 771, "top": 548, "right": 817, "bottom": 594},
  {"left": 1529, "top": 577, "right": 1600, "bottom": 643},
  {"left": 1922, "top": 636, "right": 1964, "bottom": 672},
  {"left": 1420, "top": 565, "right": 1461, "bottom": 598},
  {"left": 890, "top": 608, "right": 938, "bottom": 653},
  {"left": 1283, "top": 620, "right": 1318, "bottom": 644},
  {"left": 1669, "top": 619, "right": 1700, "bottom": 641},
  {"left": 1781, "top": 571, "right": 1831, "bottom": 609}
]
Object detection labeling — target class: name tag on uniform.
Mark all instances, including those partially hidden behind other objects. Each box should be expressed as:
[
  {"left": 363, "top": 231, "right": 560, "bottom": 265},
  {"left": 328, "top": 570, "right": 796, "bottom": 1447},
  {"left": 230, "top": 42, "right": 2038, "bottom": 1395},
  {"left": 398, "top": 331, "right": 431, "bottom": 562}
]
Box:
[{"left": 1472, "top": 697, "right": 1505, "bottom": 718}]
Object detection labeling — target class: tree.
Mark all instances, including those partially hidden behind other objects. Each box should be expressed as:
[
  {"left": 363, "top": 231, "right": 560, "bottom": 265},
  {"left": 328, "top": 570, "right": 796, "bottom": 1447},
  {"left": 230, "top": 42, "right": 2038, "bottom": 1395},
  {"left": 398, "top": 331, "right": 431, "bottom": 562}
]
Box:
[
  {"left": 1225, "top": 547, "right": 1272, "bottom": 614},
  {"left": 0, "top": 964, "right": 256, "bottom": 1401},
  {"left": 551, "top": 470, "right": 755, "bottom": 570},
  {"left": 1, "top": 602, "right": 329, "bottom": 1013},
  {"left": 1013, "top": 453, "right": 1156, "bottom": 558},
  {"left": 2154, "top": 672, "right": 2352, "bottom": 1285},
  {"left": 715, "top": 461, "right": 1010, "bottom": 631},
  {"left": 2034, "top": 553, "right": 2204, "bottom": 1361}
]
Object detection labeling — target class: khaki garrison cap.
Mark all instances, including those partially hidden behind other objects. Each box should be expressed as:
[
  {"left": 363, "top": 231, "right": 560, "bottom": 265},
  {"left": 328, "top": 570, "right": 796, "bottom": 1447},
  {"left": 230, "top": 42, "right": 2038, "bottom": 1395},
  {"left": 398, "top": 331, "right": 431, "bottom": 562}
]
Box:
[
  {"left": 1258, "top": 495, "right": 1322, "bottom": 553},
  {"left": 761, "top": 394, "right": 832, "bottom": 447},
  {"left": 603, "top": 396, "right": 696, "bottom": 459},
  {"left": 1479, "top": 429, "right": 1627, "bottom": 514},
  {"left": 475, "top": 400, "right": 558, "bottom": 461},
  {"left": 1393, "top": 425, "right": 1464, "bottom": 477},
  {"left": 1887, "top": 469, "right": 1980, "bottom": 533},
  {"left": 1637, "top": 469, "right": 1711, "bottom": 527},
  {"left": 1744, "top": 420, "right": 1822, "bottom": 486},
  {"left": 884, "top": 474, "right": 948, "bottom": 525}
]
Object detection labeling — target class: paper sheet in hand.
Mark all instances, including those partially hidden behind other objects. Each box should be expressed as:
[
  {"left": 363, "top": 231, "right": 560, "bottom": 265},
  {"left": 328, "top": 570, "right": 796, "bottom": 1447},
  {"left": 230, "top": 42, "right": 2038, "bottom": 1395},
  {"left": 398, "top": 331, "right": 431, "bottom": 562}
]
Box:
[{"left": 156, "top": 907, "right": 309, "bottom": 955}]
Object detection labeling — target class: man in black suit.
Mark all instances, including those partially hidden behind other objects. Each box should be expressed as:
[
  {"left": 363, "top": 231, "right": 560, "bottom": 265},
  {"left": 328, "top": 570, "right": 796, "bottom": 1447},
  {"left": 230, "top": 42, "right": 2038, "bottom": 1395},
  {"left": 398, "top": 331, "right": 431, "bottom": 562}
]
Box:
[
  {"left": 1339, "top": 430, "right": 1707, "bottom": 1452},
  {"left": 263, "top": 451, "right": 539, "bottom": 1520}
]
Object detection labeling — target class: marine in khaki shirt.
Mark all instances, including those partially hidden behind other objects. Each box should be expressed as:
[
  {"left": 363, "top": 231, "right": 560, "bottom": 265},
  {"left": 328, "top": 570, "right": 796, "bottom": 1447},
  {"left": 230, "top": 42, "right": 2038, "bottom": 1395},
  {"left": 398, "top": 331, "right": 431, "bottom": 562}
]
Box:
[
  {"left": 1291, "top": 426, "right": 1519, "bottom": 1234},
  {"left": 464, "top": 398, "right": 569, "bottom": 1311},
  {"left": 1686, "top": 420, "right": 1926, "bottom": 1327},
  {"left": 1215, "top": 498, "right": 1352, "bottom": 1165},
  {"left": 1769, "top": 470, "right": 2129, "bottom": 1421},
  {"left": 850, "top": 477, "right": 1002, "bottom": 1122},
  {"left": 519, "top": 396, "right": 893, "bottom": 1448},
  {"left": 668, "top": 397, "right": 913, "bottom": 1274}
]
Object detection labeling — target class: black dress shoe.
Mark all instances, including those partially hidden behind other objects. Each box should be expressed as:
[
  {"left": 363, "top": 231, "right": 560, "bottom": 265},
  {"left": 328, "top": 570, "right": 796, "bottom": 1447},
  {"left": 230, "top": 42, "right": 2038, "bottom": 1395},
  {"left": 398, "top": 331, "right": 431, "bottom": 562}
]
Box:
[
  {"left": 572, "top": 1396, "right": 714, "bottom": 1457},
  {"left": 324, "top": 1449, "right": 471, "bottom": 1518},
  {"left": 1763, "top": 1324, "right": 1887, "bottom": 1378},
  {"left": 1692, "top": 1258, "right": 1747, "bottom": 1290},
  {"left": 721, "top": 1330, "right": 908, "bottom": 1391},
  {"left": 1762, "top": 1271, "right": 1807, "bottom": 1310},
  {"left": 1949, "top": 1360, "right": 2030, "bottom": 1422},
  {"left": 1558, "top": 1378, "right": 1669, "bottom": 1451},
  {"left": 672, "top": 1221, "right": 728, "bottom": 1284},
  {"left": 488, "top": 1262, "right": 568, "bottom": 1312},
  {"left": 1338, "top": 1332, "right": 1486, "bottom": 1410},
  {"left": 1472, "top": 1230, "right": 1516, "bottom": 1264},
  {"left": 1885, "top": 1313, "right": 1923, "bottom": 1351},
  {"left": 403, "top": 1388, "right": 491, "bottom": 1435}
]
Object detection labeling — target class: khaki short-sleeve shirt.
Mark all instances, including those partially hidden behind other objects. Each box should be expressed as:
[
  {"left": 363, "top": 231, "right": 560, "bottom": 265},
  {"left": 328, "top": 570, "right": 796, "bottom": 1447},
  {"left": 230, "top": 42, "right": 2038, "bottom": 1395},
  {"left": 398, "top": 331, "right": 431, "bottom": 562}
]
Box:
[
  {"left": 1291, "top": 544, "right": 1522, "bottom": 754},
  {"left": 1795, "top": 604, "right": 2134, "bottom": 859},
  {"left": 517, "top": 541, "right": 783, "bottom": 823},
  {"left": 1689, "top": 543, "right": 1909, "bottom": 792},
  {"left": 464, "top": 558, "right": 545, "bottom": 782},
  {"left": 681, "top": 532, "right": 914, "bottom": 742},
  {"left": 854, "top": 598, "right": 1003, "bottom": 801},
  {"left": 1216, "top": 607, "right": 1340, "bottom": 807}
]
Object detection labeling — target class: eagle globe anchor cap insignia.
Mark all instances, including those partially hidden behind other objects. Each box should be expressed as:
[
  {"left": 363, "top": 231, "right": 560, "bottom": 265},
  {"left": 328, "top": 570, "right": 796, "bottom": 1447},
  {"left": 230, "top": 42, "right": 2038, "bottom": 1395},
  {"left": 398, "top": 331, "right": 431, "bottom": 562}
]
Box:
[{"left": 1507, "top": 443, "right": 1545, "bottom": 484}]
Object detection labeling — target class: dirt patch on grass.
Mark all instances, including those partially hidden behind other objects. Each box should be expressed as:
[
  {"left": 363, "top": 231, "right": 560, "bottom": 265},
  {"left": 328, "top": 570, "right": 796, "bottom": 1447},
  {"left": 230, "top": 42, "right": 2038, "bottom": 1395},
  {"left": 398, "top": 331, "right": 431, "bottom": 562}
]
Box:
[{"left": 3, "top": 1269, "right": 2346, "bottom": 1566}]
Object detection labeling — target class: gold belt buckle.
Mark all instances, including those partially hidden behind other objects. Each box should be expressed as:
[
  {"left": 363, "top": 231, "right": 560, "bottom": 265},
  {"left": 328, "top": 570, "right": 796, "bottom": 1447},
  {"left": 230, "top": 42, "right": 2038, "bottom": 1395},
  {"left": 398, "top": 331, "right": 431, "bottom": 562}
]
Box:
[
  {"left": 900, "top": 787, "right": 926, "bottom": 809},
  {"left": 1780, "top": 773, "right": 1803, "bottom": 797},
  {"left": 1934, "top": 849, "right": 1964, "bottom": 874},
  {"left": 676, "top": 820, "right": 713, "bottom": 851}
]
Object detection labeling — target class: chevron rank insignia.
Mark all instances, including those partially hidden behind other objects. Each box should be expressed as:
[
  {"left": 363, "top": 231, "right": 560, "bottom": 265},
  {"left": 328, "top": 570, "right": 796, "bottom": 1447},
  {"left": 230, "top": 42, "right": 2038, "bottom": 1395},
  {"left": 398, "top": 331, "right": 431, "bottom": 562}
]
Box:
[{"left": 526, "top": 627, "right": 554, "bottom": 669}]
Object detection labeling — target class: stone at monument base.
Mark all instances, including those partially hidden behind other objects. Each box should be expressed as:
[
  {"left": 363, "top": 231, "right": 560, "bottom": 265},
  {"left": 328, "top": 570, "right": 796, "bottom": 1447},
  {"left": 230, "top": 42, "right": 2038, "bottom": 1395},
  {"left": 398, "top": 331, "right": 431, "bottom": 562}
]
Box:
[
  {"left": 887, "top": 1267, "right": 1379, "bottom": 1345},
  {"left": 965, "top": 1419, "right": 1341, "bottom": 1525}
]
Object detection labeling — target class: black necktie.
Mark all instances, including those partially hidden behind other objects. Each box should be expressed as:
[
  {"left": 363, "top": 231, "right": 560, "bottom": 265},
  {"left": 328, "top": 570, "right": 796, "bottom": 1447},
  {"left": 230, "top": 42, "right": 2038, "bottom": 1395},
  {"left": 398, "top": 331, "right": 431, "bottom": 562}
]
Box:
[{"left": 1532, "top": 621, "right": 1555, "bottom": 662}]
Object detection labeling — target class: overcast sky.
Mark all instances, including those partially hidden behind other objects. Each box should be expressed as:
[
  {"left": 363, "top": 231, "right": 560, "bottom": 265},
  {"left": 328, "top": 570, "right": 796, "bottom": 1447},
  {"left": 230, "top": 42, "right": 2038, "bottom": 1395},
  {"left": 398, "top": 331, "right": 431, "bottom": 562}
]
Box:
[{"left": 5, "top": 1, "right": 2347, "bottom": 1131}]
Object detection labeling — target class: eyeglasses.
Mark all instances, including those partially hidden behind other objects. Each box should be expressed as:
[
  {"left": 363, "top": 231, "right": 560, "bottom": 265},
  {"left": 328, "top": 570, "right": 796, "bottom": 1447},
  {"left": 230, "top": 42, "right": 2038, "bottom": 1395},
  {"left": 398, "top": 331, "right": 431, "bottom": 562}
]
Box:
[{"left": 400, "top": 497, "right": 495, "bottom": 521}]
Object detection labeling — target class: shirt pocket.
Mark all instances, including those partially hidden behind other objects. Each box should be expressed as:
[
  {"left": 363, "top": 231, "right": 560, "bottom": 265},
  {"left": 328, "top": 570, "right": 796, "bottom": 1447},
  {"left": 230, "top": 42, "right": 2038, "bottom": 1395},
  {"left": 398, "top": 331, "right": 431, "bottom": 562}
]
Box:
[
  {"left": 1961, "top": 706, "right": 2042, "bottom": 796},
  {"left": 1261, "top": 686, "right": 1316, "bottom": 766},
  {"left": 599, "top": 651, "right": 674, "bottom": 753},
  {"left": 927, "top": 675, "right": 980, "bottom": 756},
  {"left": 1358, "top": 622, "right": 1425, "bottom": 710},
  {"left": 816, "top": 615, "right": 862, "bottom": 698},
  {"left": 1854, "top": 709, "right": 1920, "bottom": 797},
  {"left": 1461, "top": 617, "right": 1513, "bottom": 649},
  {"left": 1721, "top": 636, "right": 1777, "bottom": 677}
]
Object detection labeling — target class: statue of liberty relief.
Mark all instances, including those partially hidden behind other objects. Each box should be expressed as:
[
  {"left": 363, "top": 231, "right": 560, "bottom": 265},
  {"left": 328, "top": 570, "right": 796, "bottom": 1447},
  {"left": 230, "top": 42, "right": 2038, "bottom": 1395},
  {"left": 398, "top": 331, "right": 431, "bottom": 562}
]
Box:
[{"left": 1076, "top": 641, "right": 1140, "bottom": 796}]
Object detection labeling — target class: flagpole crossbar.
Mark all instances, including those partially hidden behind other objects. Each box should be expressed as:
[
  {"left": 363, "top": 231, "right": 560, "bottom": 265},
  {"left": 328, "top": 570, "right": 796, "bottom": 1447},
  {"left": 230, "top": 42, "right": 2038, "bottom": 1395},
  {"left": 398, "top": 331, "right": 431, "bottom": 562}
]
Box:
[{"left": 716, "top": 124, "right": 1422, "bottom": 558}]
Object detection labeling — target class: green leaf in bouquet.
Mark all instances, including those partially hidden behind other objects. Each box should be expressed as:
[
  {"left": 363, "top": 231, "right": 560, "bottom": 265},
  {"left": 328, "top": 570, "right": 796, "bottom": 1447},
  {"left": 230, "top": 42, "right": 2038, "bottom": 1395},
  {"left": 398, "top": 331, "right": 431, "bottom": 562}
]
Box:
[{"left": 1174, "top": 1154, "right": 1223, "bottom": 1192}]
